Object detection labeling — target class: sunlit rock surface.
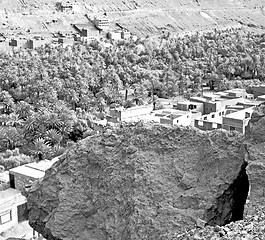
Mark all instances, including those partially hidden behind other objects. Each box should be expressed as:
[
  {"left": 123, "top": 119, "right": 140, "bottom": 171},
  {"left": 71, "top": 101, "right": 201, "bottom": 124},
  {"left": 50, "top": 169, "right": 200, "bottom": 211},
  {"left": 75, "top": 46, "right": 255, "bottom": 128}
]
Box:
[{"left": 245, "top": 103, "right": 265, "bottom": 204}]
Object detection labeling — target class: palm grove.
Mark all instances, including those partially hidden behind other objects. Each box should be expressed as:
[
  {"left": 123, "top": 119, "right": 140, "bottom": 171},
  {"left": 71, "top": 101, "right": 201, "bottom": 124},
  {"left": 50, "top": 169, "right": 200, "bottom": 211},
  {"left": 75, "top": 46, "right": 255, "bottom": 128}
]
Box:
[{"left": 0, "top": 29, "right": 265, "bottom": 169}]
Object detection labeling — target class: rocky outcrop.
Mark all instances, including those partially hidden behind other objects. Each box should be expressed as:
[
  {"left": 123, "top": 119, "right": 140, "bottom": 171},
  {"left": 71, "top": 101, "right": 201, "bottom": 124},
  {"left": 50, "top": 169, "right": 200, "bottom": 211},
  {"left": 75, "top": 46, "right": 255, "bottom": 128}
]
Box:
[
  {"left": 245, "top": 103, "right": 265, "bottom": 204},
  {"left": 25, "top": 124, "right": 249, "bottom": 240}
]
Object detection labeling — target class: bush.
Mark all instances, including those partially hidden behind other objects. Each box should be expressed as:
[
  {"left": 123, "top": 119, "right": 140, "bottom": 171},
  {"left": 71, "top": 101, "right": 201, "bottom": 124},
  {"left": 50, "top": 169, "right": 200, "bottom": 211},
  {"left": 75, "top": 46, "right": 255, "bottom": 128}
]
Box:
[{"left": 0, "top": 153, "right": 33, "bottom": 171}]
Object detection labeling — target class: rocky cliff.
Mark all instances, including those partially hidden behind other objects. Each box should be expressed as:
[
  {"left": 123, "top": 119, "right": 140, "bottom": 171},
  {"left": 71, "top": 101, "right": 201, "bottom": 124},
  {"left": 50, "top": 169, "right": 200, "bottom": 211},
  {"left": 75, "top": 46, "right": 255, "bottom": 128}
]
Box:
[{"left": 25, "top": 124, "right": 249, "bottom": 240}]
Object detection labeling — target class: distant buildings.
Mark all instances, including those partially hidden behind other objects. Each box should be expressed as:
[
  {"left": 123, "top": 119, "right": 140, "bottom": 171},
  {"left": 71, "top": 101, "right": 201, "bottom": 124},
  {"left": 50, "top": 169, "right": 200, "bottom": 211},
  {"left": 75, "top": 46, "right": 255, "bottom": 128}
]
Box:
[
  {"left": 9, "top": 37, "right": 49, "bottom": 50},
  {"left": 56, "top": 1, "right": 73, "bottom": 12},
  {"left": 73, "top": 23, "right": 100, "bottom": 42},
  {"left": 58, "top": 37, "right": 75, "bottom": 47},
  {"left": 94, "top": 16, "right": 110, "bottom": 30}
]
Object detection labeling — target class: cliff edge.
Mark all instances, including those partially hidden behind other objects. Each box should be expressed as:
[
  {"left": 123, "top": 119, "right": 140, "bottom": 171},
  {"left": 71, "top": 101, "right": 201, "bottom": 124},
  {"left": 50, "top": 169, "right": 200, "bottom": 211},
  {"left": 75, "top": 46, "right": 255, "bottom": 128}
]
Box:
[{"left": 25, "top": 124, "right": 249, "bottom": 240}]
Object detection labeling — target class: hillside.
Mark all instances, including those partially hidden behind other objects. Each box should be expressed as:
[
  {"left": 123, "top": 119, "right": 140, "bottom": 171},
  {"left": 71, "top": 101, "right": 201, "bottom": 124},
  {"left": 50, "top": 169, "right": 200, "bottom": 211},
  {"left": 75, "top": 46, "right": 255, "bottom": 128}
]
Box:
[{"left": 0, "top": 0, "right": 265, "bottom": 37}]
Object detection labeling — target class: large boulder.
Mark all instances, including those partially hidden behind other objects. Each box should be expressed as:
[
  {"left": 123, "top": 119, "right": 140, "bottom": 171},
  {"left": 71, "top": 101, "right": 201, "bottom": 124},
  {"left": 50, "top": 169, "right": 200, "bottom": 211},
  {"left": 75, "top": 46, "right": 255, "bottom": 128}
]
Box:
[
  {"left": 25, "top": 124, "right": 249, "bottom": 240},
  {"left": 245, "top": 103, "right": 265, "bottom": 204}
]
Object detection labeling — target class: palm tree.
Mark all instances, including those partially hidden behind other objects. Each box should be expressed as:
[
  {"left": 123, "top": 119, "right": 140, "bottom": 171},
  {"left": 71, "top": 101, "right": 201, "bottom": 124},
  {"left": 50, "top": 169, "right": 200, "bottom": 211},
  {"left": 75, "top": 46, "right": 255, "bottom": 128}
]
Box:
[
  {"left": 45, "top": 129, "right": 62, "bottom": 146},
  {"left": 30, "top": 138, "right": 51, "bottom": 161}
]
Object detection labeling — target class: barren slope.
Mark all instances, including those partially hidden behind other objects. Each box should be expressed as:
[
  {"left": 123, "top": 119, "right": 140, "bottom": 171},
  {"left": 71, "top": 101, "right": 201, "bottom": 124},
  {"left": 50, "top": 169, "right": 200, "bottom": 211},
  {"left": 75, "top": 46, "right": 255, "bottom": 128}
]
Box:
[{"left": 0, "top": 0, "right": 264, "bottom": 37}]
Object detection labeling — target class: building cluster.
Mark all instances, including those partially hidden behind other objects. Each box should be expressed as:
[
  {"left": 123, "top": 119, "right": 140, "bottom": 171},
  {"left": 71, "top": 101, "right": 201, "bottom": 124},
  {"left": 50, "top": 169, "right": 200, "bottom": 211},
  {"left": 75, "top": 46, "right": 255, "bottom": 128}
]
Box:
[
  {"left": 104, "top": 87, "right": 265, "bottom": 135},
  {"left": 0, "top": 6, "right": 136, "bottom": 53},
  {"left": 0, "top": 158, "right": 59, "bottom": 239}
]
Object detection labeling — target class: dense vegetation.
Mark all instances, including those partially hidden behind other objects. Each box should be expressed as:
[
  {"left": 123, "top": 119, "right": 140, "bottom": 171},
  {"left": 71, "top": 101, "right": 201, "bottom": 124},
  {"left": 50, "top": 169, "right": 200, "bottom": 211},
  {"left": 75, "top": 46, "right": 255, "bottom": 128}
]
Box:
[{"left": 0, "top": 28, "right": 265, "bottom": 166}]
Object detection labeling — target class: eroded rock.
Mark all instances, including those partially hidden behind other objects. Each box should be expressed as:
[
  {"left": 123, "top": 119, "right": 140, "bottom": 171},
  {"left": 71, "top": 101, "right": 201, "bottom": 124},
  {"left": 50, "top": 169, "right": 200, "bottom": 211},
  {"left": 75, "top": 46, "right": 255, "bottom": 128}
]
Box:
[
  {"left": 25, "top": 124, "right": 249, "bottom": 240},
  {"left": 245, "top": 103, "right": 265, "bottom": 204}
]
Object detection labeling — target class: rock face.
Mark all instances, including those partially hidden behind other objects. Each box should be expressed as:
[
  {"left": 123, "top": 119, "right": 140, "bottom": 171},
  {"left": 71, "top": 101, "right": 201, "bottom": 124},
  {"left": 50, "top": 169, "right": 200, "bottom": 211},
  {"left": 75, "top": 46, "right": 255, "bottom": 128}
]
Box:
[
  {"left": 245, "top": 103, "right": 265, "bottom": 204},
  {"left": 25, "top": 124, "right": 249, "bottom": 240}
]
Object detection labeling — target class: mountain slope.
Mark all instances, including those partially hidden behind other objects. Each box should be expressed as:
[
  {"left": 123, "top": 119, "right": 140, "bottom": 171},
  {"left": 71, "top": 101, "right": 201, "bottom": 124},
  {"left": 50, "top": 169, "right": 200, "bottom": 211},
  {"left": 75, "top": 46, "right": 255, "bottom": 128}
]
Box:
[{"left": 0, "top": 0, "right": 264, "bottom": 37}]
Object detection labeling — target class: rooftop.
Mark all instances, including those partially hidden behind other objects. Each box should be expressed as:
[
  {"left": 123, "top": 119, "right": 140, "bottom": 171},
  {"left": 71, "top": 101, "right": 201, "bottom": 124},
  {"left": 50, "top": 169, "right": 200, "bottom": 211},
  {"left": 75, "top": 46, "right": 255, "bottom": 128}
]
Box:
[
  {"left": 9, "top": 157, "right": 59, "bottom": 180},
  {"left": 225, "top": 107, "right": 255, "bottom": 120},
  {"left": 9, "top": 165, "right": 45, "bottom": 179},
  {"left": 0, "top": 188, "right": 25, "bottom": 205}
]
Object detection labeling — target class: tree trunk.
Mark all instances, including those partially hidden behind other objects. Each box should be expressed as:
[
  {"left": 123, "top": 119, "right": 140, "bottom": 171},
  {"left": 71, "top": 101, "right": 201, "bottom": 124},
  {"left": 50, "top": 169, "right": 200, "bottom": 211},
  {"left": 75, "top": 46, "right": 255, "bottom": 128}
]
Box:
[{"left": 38, "top": 153, "right": 43, "bottom": 161}]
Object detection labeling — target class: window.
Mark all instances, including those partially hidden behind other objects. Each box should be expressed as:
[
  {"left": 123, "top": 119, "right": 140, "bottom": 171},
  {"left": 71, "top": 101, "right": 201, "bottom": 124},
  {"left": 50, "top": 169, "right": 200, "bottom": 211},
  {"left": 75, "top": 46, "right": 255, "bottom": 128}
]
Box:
[
  {"left": 204, "top": 116, "right": 207, "bottom": 120},
  {"left": 222, "top": 111, "right": 225, "bottom": 115},
  {"left": 245, "top": 112, "right": 250, "bottom": 118},
  {"left": 212, "top": 114, "right": 215, "bottom": 118},
  {"left": 230, "top": 126, "right": 236, "bottom": 131},
  {"left": 0, "top": 210, "right": 12, "bottom": 225},
  {"left": 188, "top": 104, "right": 197, "bottom": 110},
  {"left": 219, "top": 112, "right": 221, "bottom": 116}
]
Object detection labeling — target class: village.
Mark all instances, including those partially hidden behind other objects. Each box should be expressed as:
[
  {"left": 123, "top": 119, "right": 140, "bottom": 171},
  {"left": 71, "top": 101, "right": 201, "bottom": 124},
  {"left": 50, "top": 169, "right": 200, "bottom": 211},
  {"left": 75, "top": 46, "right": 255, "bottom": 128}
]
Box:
[
  {"left": 93, "top": 85, "right": 265, "bottom": 136},
  {"left": 0, "top": 1, "right": 136, "bottom": 53}
]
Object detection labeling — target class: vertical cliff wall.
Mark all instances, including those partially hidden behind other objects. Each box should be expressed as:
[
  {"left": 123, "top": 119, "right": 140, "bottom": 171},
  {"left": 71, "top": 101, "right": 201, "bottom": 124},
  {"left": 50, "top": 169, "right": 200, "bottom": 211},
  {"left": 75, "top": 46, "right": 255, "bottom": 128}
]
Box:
[{"left": 25, "top": 124, "right": 249, "bottom": 240}]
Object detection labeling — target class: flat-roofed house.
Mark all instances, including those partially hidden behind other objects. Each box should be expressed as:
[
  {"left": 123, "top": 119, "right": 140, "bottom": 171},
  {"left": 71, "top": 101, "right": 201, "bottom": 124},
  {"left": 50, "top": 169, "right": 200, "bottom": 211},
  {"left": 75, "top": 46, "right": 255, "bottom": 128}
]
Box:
[
  {"left": 0, "top": 188, "right": 27, "bottom": 233},
  {"left": 194, "top": 110, "right": 225, "bottom": 131},
  {"left": 121, "top": 29, "right": 131, "bottom": 39},
  {"left": 222, "top": 107, "right": 255, "bottom": 134},
  {"left": 73, "top": 23, "right": 100, "bottom": 42},
  {"left": 9, "top": 159, "right": 58, "bottom": 191},
  {"left": 109, "top": 105, "right": 153, "bottom": 122},
  {"left": 58, "top": 37, "right": 74, "bottom": 47},
  {"left": 158, "top": 110, "right": 192, "bottom": 127},
  {"left": 190, "top": 96, "right": 248, "bottom": 115},
  {"left": 9, "top": 38, "right": 28, "bottom": 49},
  {"left": 174, "top": 101, "right": 204, "bottom": 114},
  {"left": 94, "top": 16, "right": 110, "bottom": 30}
]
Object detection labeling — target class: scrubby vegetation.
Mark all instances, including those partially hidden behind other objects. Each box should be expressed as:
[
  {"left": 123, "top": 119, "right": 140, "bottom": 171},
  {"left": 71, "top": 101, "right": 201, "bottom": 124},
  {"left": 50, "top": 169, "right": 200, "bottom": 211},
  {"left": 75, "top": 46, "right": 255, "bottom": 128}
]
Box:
[{"left": 0, "top": 29, "right": 265, "bottom": 161}]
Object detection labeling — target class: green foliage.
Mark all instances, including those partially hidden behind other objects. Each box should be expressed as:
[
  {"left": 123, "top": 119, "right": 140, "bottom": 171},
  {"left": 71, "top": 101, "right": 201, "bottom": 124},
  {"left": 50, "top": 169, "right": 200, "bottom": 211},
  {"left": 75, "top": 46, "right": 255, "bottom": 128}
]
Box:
[
  {"left": 0, "top": 29, "right": 264, "bottom": 158},
  {"left": 0, "top": 148, "right": 33, "bottom": 170}
]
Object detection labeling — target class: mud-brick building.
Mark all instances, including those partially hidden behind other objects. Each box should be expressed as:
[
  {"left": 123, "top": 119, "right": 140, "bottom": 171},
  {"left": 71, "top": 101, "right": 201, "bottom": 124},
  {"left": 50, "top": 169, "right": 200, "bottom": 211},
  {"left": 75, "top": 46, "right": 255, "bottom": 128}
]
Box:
[
  {"left": 108, "top": 105, "right": 153, "bottom": 122},
  {"left": 0, "top": 188, "right": 27, "bottom": 233},
  {"left": 9, "top": 159, "right": 58, "bottom": 191},
  {"left": 222, "top": 107, "right": 255, "bottom": 134},
  {"left": 94, "top": 16, "right": 110, "bottom": 30}
]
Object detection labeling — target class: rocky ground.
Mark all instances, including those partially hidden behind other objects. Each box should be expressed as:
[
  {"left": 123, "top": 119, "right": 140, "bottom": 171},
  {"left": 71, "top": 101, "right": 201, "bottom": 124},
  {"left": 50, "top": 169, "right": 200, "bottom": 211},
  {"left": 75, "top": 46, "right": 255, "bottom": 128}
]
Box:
[{"left": 173, "top": 200, "right": 265, "bottom": 240}]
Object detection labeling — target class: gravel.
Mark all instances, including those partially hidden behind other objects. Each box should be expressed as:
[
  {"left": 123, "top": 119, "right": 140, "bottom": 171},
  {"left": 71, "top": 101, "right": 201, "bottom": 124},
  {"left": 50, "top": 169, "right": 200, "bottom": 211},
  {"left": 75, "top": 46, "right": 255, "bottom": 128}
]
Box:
[{"left": 173, "top": 200, "right": 265, "bottom": 240}]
